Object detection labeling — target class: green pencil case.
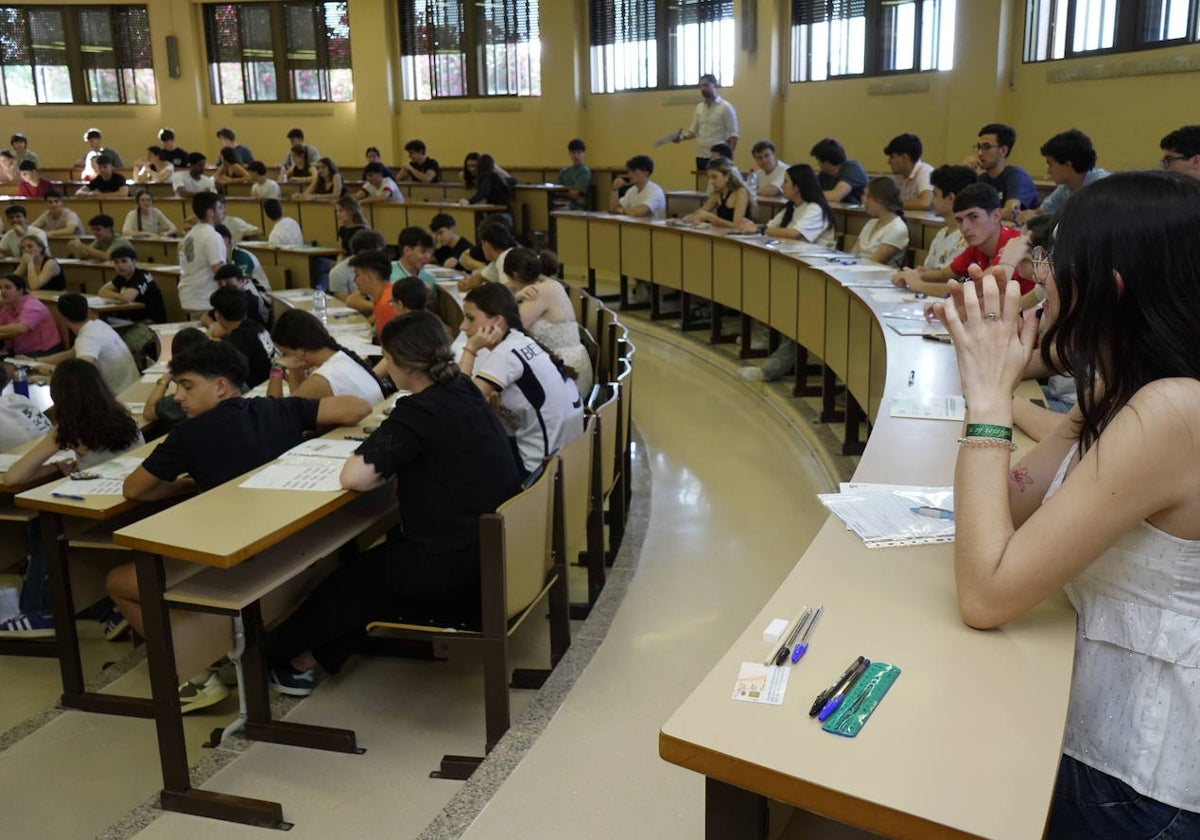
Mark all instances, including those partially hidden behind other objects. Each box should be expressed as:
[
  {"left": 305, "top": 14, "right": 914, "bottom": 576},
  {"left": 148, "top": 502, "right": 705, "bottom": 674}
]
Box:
[{"left": 821, "top": 661, "right": 900, "bottom": 738}]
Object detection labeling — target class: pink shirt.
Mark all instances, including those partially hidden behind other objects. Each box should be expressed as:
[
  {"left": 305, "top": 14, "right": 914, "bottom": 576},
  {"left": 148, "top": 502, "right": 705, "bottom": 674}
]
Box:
[{"left": 0, "top": 294, "right": 61, "bottom": 355}]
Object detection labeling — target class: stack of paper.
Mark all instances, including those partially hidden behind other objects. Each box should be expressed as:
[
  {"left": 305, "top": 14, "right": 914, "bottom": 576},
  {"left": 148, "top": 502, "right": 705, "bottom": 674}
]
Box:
[
  {"left": 818, "top": 483, "right": 955, "bottom": 548},
  {"left": 238, "top": 437, "right": 361, "bottom": 492}
]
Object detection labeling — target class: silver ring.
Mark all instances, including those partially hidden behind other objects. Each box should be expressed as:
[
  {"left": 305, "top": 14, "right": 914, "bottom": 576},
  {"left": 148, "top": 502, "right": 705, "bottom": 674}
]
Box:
[{"left": 985, "top": 312, "right": 1001, "bottom": 321}]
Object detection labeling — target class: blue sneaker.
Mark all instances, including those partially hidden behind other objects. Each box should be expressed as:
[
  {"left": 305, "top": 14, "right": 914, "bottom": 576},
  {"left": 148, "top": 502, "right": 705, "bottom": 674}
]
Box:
[
  {"left": 268, "top": 665, "right": 315, "bottom": 697},
  {"left": 0, "top": 612, "right": 55, "bottom": 638},
  {"left": 103, "top": 608, "right": 130, "bottom": 641}
]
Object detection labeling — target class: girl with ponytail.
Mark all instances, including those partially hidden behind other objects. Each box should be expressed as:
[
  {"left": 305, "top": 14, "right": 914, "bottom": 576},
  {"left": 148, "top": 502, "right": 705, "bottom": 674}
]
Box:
[{"left": 268, "top": 309, "right": 384, "bottom": 404}]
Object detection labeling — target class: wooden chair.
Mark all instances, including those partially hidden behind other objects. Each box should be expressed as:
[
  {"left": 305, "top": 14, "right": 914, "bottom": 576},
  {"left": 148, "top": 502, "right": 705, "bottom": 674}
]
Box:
[
  {"left": 587, "top": 383, "right": 622, "bottom": 574},
  {"left": 364, "top": 458, "right": 570, "bottom": 780},
  {"left": 578, "top": 324, "right": 599, "bottom": 389},
  {"left": 615, "top": 340, "right": 636, "bottom": 527},
  {"left": 560, "top": 414, "right": 601, "bottom": 613},
  {"left": 262, "top": 264, "right": 290, "bottom": 292}
]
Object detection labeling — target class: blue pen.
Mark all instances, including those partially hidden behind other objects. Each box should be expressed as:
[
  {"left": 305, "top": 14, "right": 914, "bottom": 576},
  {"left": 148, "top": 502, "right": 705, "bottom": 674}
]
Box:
[
  {"left": 790, "top": 605, "right": 823, "bottom": 663},
  {"left": 911, "top": 506, "right": 955, "bottom": 521},
  {"left": 51, "top": 492, "right": 86, "bottom": 501},
  {"left": 818, "top": 658, "right": 870, "bottom": 722}
]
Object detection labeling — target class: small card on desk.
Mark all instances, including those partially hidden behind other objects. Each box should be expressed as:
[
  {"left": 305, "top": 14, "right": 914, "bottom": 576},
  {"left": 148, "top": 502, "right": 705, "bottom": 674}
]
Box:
[{"left": 731, "top": 662, "right": 789, "bottom": 705}]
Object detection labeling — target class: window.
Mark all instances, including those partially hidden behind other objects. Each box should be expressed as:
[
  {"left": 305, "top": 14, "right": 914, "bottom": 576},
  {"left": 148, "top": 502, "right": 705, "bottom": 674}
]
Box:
[
  {"left": 789, "top": 0, "right": 956, "bottom": 83},
  {"left": 399, "top": 0, "right": 541, "bottom": 100},
  {"left": 588, "top": 0, "right": 736, "bottom": 94},
  {"left": 0, "top": 5, "right": 156, "bottom": 105},
  {"left": 1024, "top": 0, "right": 1200, "bottom": 62},
  {"left": 204, "top": 2, "right": 353, "bottom": 104}
]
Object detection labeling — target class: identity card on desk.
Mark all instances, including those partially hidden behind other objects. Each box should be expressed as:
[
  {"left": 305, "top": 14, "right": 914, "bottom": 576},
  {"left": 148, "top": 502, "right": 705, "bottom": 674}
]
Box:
[{"left": 732, "top": 662, "right": 790, "bottom": 705}]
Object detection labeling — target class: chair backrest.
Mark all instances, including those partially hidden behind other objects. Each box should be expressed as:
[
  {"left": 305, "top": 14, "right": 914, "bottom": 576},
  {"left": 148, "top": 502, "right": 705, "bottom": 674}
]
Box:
[
  {"left": 263, "top": 263, "right": 291, "bottom": 292},
  {"left": 578, "top": 324, "right": 599, "bottom": 386},
  {"left": 615, "top": 353, "right": 633, "bottom": 464},
  {"left": 595, "top": 305, "right": 617, "bottom": 381},
  {"left": 588, "top": 383, "right": 619, "bottom": 498},
  {"left": 494, "top": 457, "right": 556, "bottom": 622},
  {"left": 558, "top": 414, "right": 595, "bottom": 554},
  {"left": 433, "top": 284, "right": 464, "bottom": 333}
]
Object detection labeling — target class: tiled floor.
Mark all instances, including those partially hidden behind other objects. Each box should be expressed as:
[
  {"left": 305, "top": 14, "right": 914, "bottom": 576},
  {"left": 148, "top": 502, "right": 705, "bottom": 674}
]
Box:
[{"left": 2, "top": 315, "right": 848, "bottom": 840}]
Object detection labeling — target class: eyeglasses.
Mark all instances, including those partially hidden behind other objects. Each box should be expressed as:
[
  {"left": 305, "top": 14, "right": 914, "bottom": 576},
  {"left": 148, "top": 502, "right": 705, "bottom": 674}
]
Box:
[
  {"left": 1160, "top": 154, "right": 1187, "bottom": 168},
  {"left": 1029, "top": 245, "right": 1054, "bottom": 285},
  {"left": 973, "top": 142, "right": 998, "bottom": 152}
]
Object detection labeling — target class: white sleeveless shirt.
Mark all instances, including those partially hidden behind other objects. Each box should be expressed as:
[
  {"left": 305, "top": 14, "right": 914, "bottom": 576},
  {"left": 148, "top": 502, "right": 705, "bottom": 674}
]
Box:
[{"left": 1047, "top": 444, "right": 1200, "bottom": 811}]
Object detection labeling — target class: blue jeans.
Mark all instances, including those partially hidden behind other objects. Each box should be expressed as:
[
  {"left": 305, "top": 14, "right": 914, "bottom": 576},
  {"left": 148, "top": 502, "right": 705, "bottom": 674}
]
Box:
[
  {"left": 18, "top": 518, "right": 49, "bottom": 616},
  {"left": 1047, "top": 755, "right": 1200, "bottom": 839}
]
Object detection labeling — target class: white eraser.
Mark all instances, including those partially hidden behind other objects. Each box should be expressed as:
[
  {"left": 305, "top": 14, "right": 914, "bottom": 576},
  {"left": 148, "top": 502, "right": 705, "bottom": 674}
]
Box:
[{"left": 762, "top": 618, "right": 789, "bottom": 643}]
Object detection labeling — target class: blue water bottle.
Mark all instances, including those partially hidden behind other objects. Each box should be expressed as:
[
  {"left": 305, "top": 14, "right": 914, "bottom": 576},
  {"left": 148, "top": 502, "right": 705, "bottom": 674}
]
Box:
[{"left": 13, "top": 365, "right": 30, "bottom": 398}]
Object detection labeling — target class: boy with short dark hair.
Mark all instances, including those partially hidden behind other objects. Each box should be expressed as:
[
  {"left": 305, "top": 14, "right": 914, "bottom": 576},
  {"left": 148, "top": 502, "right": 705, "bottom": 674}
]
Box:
[
  {"left": 554, "top": 138, "right": 591, "bottom": 210},
  {"left": 17, "top": 160, "right": 53, "bottom": 199},
  {"left": 429, "top": 212, "right": 473, "bottom": 269},
  {"left": 76, "top": 154, "right": 128, "bottom": 197},
  {"left": 0, "top": 204, "right": 48, "bottom": 257},
  {"left": 98, "top": 244, "right": 168, "bottom": 323},
  {"left": 395, "top": 226, "right": 436, "bottom": 288},
  {"left": 67, "top": 214, "right": 132, "bottom": 261},
  {"left": 209, "top": 285, "right": 273, "bottom": 387},
  {"left": 811, "top": 138, "right": 868, "bottom": 204},
  {"left": 398, "top": 139, "right": 441, "bottom": 183}
]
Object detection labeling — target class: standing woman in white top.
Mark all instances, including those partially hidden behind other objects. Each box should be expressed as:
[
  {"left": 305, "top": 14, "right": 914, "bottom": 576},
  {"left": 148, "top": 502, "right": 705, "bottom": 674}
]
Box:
[
  {"left": 933, "top": 171, "right": 1200, "bottom": 838},
  {"left": 752, "top": 163, "right": 836, "bottom": 247},
  {"left": 458, "top": 283, "right": 583, "bottom": 480},
  {"left": 267, "top": 309, "right": 384, "bottom": 404},
  {"left": 683, "top": 156, "right": 755, "bottom": 229},
  {"left": 851, "top": 178, "right": 909, "bottom": 268},
  {"left": 123, "top": 188, "right": 178, "bottom": 237}
]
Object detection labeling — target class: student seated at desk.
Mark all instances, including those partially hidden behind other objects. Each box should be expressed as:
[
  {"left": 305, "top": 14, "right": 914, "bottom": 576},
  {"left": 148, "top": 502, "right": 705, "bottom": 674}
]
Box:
[
  {"left": 554, "top": 138, "right": 591, "bottom": 210},
  {"left": 363, "top": 146, "right": 395, "bottom": 181},
  {"left": 1, "top": 204, "right": 49, "bottom": 258},
  {"left": 21, "top": 293, "right": 141, "bottom": 395},
  {"left": 355, "top": 162, "right": 403, "bottom": 205},
  {"left": 890, "top": 164, "right": 975, "bottom": 295},
  {"left": 346, "top": 249, "right": 398, "bottom": 331},
  {"left": 213, "top": 150, "right": 251, "bottom": 190},
  {"left": 0, "top": 359, "right": 143, "bottom": 638},
  {"left": 468, "top": 154, "right": 510, "bottom": 207},
  {"left": 395, "top": 226, "right": 437, "bottom": 290},
  {"left": 217, "top": 224, "right": 271, "bottom": 293},
  {"left": 300, "top": 158, "right": 346, "bottom": 201},
  {"left": 328, "top": 229, "right": 392, "bottom": 303},
  {"left": 204, "top": 264, "right": 271, "bottom": 329},
  {"left": 75, "top": 154, "right": 128, "bottom": 197},
  {"left": 281, "top": 144, "right": 314, "bottom": 185},
  {"left": 142, "top": 327, "right": 209, "bottom": 428},
  {"left": 335, "top": 197, "right": 368, "bottom": 256},
  {"left": 507, "top": 248, "right": 593, "bottom": 400},
  {"left": 14, "top": 234, "right": 65, "bottom": 291},
  {"left": 110, "top": 340, "right": 372, "bottom": 708},
  {"left": 430, "top": 212, "right": 473, "bottom": 269},
  {"left": 67, "top": 214, "right": 133, "bottom": 262},
  {"left": 17, "top": 160, "right": 54, "bottom": 199},
  {"left": 0, "top": 274, "right": 62, "bottom": 357},
  {"left": 122, "top": 188, "right": 178, "bottom": 238},
  {"left": 209, "top": 286, "right": 273, "bottom": 387},
  {"left": 31, "top": 192, "right": 83, "bottom": 237},
  {"left": 173, "top": 152, "right": 217, "bottom": 199},
  {"left": 457, "top": 220, "right": 516, "bottom": 293},
  {"left": 396, "top": 139, "right": 442, "bottom": 183},
  {"left": 132, "top": 145, "right": 174, "bottom": 185},
  {"left": 268, "top": 309, "right": 384, "bottom": 403},
  {"left": 265, "top": 198, "right": 305, "bottom": 248},
  {"left": 265, "top": 311, "right": 519, "bottom": 693},
  {"left": 459, "top": 283, "right": 583, "bottom": 481},
  {"left": 246, "top": 161, "right": 281, "bottom": 200},
  {"left": 811, "top": 137, "right": 869, "bottom": 204},
  {"left": 850, "top": 178, "right": 909, "bottom": 268},
  {"left": 681, "top": 156, "right": 754, "bottom": 229},
  {"left": 933, "top": 171, "right": 1200, "bottom": 839}
]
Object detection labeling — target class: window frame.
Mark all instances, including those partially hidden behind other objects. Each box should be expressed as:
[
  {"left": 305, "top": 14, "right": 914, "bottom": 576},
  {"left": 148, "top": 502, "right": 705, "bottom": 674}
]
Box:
[
  {"left": 203, "top": 1, "right": 353, "bottom": 105},
  {"left": 1023, "top": 0, "right": 1200, "bottom": 64},
  {"left": 788, "top": 0, "right": 955, "bottom": 84},
  {"left": 398, "top": 0, "right": 542, "bottom": 100},
  {"left": 0, "top": 4, "right": 157, "bottom": 106},
  {"left": 587, "top": 0, "right": 737, "bottom": 95}
]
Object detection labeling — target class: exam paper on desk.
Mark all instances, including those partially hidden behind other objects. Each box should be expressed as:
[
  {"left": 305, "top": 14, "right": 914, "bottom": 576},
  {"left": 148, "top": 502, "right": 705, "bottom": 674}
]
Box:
[
  {"left": 819, "top": 484, "right": 955, "bottom": 548},
  {"left": 239, "top": 456, "right": 344, "bottom": 492},
  {"left": 890, "top": 394, "right": 965, "bottom": 421}
]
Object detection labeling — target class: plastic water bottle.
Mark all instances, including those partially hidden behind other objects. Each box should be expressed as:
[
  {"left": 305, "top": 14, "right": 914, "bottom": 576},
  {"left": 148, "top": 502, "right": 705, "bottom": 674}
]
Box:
[
  {"left": 13, "top": 365, "right": 29, "bottom": 398},
  {"left": 312, "top": 284, "right": 327, "bottom": 324},
  {"left": 745, "top": 170, "right": 758, "bottom": 194}
]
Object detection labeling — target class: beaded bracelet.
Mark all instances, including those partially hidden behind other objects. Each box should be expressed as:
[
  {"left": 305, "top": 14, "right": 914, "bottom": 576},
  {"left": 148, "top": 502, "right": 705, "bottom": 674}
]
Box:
[
  {"left": 964, "top": 423, "right": 1013, "bottom": 441},
  {"left": 958, "top": 436, "right": 1017, "bottom": 451}
]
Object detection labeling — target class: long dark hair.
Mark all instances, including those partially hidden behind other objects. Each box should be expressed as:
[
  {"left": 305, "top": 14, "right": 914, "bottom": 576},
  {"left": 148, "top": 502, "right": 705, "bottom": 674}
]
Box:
[
  {"left": 1042, "top": 171, "right": 1200, "bottom": 453},
  {"left": 503, "top": 247, "right": 559, "bottom": 286},
  {"left": 380, "top": 311, "right": 459, "bottom": 384},
  {"left": 50, "top": 358, "right": 139, "bottom": 452},
  {"left": 314, "top": 157, "right": 342, "bottom": 195},
  {"left": 462, "top": 152, "right": 480, "bottom": 189},
  {"left": 780, "top": 164, "right": 835, "bottom": 232},
  {"left": 270, "top": 309, "right": 378, "bottom": 381},
  {"left": 464, "top": 283, "right": 576, "bottom": 381}
]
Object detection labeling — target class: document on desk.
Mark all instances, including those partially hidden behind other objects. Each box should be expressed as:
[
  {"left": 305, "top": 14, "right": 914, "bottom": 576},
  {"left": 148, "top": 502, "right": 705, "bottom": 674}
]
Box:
[
  {"left": 286, "top": 438, "right": 360, "bottom": 459},
  {"left": 890, "top": 394, "right": 965, "bottom": 421},
  {"left": 0, "top": 453, "right": 22, "bottom": 473},
  {"left": 731, "top": 662, "right": 790, "bottom": 705},
  {"left": 41, "top": 456, "right": 145, "bottom": 497},
  {"left": 883, "top": 318, "right": 950, "bottom": 337},
  {"left": 819, "top": 484, "right": 955, "bottom": 548},
  {"left": 239, "top": 456, "right": 344, "bottom": 492},
  {"left": 271, "top": 288, "right": 313, "bottom": 301},
  {"left": 866, "top": 289, "right": 923, "bottom": 303}
]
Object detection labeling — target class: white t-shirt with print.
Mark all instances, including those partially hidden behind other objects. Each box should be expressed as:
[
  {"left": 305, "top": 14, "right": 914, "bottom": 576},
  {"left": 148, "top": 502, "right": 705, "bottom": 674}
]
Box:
[{"left": 179, "top": 222, "right": 226, "bottom": 311}]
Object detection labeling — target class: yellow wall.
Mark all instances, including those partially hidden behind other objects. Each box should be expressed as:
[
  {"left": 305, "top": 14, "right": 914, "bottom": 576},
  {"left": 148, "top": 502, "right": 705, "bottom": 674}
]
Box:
[{"left": 3, "top": 0, "right": 1199, "bottom": 185}]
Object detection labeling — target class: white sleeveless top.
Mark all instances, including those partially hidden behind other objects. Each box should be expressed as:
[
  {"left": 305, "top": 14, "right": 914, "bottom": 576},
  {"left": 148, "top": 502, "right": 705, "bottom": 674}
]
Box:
[
  {"left": 314, "top": 350, "right": 383, "bottom": 405},
  {"left": 1047, "top": 444, "right": 1200, "bottom": 811}
]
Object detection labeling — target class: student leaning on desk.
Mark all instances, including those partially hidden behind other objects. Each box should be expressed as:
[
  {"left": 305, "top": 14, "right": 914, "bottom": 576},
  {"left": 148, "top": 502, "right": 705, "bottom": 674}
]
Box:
[{"left": 930, "top": 171, "right": 1200, "bottom": 837}]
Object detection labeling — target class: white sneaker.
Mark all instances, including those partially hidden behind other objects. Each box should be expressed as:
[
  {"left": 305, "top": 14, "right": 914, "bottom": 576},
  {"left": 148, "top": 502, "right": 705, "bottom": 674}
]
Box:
[
  {"left": 738, "top": 367, "right": 764, "bottom": 382},
  {"left": 178, "top": 671, "right": 230, "bottom": 714}
]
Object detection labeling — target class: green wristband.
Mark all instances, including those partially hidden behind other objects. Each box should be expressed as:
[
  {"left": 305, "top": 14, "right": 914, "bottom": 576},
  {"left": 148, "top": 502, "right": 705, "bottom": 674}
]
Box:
[{"left": 964, "top": 423, "right": 1012, "bottom": 441}]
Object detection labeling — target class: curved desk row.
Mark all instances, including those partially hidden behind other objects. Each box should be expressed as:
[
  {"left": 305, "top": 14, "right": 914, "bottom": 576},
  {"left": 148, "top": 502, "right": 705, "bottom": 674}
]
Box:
[{"left": 552, "top": 210, "right": 1076, "bottom": 839}]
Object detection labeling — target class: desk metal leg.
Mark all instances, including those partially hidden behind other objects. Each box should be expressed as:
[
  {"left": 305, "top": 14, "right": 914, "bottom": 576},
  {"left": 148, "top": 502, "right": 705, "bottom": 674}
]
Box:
[
  {"left": 135, "top": 552, "right": 288, "bottom": 829},
  {"left": 239, "top": 601, "right": 363, "bottom": 755},
  {"left": 705, "top": 777, "right": 769, "bottom": 840},
  {"left": 45, "top": 511, "right": 153, "bottom": 718}
]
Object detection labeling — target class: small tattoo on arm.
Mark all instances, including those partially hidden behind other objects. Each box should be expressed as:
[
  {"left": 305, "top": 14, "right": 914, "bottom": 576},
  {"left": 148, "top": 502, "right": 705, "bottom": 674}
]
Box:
[{"left": 1010, "top": 465, "right": 1034, "bottom": 493}]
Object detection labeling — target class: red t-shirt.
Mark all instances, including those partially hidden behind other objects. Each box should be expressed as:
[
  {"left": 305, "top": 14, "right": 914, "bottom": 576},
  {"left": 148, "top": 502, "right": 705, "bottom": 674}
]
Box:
[
  {"left": 948, "top": 225, "right": 1033, "bottom": 294},
  {"left": 372, "top": 283, "right": 396, "bottom": 339},
  {"left": 17, "top": 179, "right": 54, "bottom": 199}
]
